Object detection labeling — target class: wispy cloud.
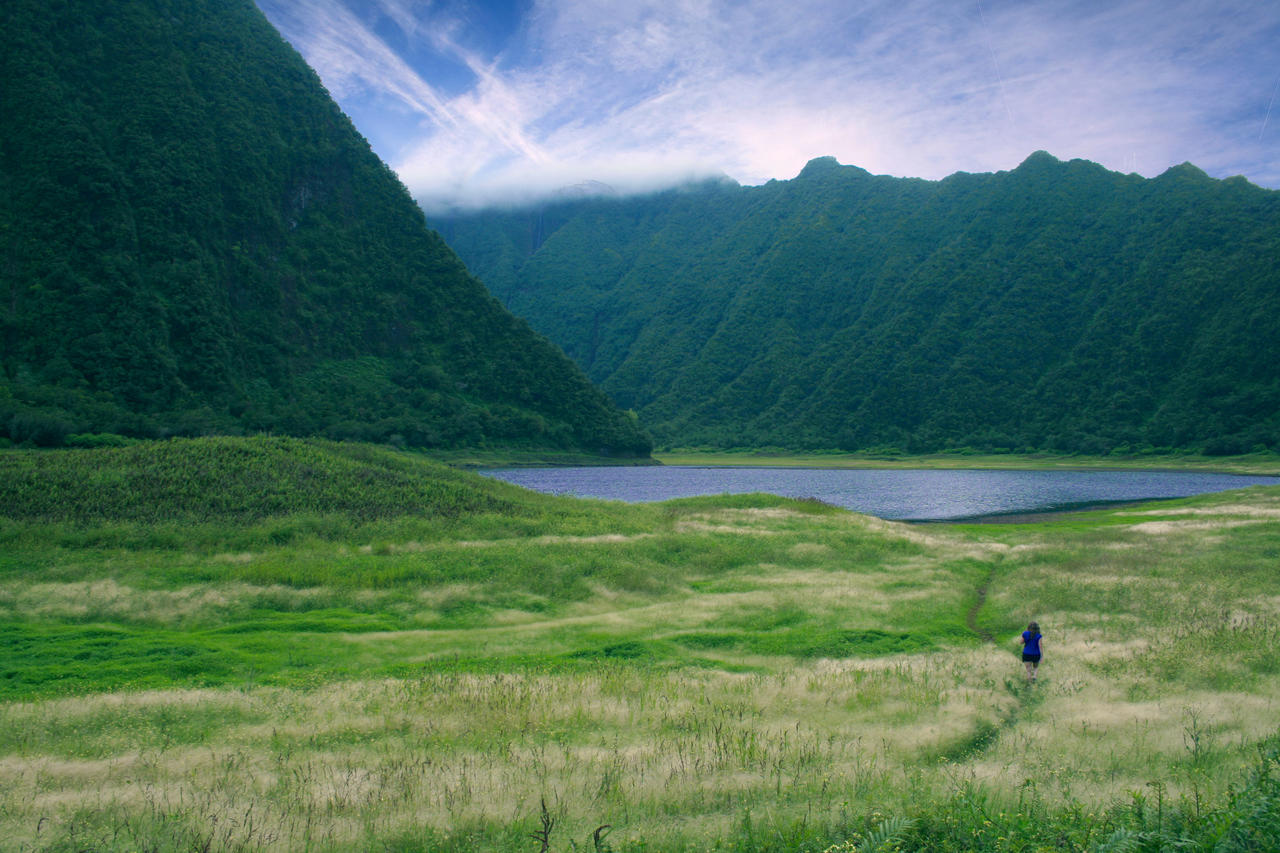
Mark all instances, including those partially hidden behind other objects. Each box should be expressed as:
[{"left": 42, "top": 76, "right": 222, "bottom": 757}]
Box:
[
  {"left": 258, "top": 1, "right": 455, "bottom": 124},
  {"left": 257, "top": 0, "right": 1280, "bottom": 210}
]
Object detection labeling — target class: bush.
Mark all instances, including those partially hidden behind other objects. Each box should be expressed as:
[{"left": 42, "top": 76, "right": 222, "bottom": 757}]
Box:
[
  {"left": 8, "top": 409, "right": 77, "bottom": 446},
  {"left": 64, "top": 432, "right": 137, "bottom": 448}
]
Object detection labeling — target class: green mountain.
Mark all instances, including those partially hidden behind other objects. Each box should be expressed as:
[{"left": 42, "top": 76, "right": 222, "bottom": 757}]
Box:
[
  {"left": 0, "top": 0, "right": 649, "bottom": 456},
  {"left": 435, "top": 153, "right": 1280, "bottom": 455}
]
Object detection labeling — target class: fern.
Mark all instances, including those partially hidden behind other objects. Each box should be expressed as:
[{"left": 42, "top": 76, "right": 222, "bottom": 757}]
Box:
[
  {"left": 1218, "top": 746, "right": 1280, "bottom": 851},
  {"left": 859, "top": 816, "right": 917, "bottom": 852},
  {"left": 1095, "top": 827, "right": 1143, "bottom": 853}
]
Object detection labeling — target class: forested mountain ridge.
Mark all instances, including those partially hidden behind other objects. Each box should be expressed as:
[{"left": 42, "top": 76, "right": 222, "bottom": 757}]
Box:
[
  {"left": 0, "top": 0, "right": 650, "bottom": 456},
  {"left": 435, "top": 153, "right": 1280, "bottom": 454}
]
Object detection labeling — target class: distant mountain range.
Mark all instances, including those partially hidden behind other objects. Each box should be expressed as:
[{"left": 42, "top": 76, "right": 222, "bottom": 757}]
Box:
[
  {"left": 0, "top": 0, "right": 650, "bottom": 456},
  {"left": 434, "top": 152, "right": 1280, "bottom": 454}
]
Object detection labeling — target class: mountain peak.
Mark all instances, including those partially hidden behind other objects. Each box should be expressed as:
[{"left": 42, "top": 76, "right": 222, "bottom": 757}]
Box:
[
  {"left": 796, "top": 156, "right": 874, "bottom": 182},
  {"left": 1157, "top": 162, "right": 1211, "bottom": 182},
  {"left": 1014, "top": 150, "right": 1063, "bottom": 172},
  {"left": 797, "top": 156, "right": 844, "bottom": 178}
]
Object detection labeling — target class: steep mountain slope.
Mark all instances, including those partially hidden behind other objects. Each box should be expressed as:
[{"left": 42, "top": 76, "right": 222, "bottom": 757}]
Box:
[
  {"left": 0, "top": 0, "right": 649, "bottom": 456},
  {"left": 436, "top": 153, "right": 1280, "bottom": 454}
]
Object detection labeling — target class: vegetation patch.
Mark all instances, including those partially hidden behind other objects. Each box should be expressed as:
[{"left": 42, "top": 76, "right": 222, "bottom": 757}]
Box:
[
  {"left": 791, "top": 628, "right": 937, "bottom": 658},
  {"left": 2, "top": 438, "right": 1279, "bottom": 850}
]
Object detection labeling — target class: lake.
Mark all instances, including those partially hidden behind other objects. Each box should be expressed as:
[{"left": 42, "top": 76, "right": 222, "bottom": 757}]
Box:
[{"left": 480, "top": 466, "right": 1280, "bottom": 521}]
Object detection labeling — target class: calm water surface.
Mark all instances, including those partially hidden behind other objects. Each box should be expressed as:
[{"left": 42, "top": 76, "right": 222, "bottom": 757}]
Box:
[{"left": 481, "top": 466, "right": 1280, "bottom": 521}]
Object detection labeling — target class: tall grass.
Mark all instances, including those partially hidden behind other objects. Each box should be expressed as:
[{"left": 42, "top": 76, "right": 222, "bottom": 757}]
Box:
[{"left": 2, "top": 438, "right": 1278, "bottom": 850}]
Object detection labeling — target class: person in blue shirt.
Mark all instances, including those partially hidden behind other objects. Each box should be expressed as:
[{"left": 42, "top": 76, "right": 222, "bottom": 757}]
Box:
[{"left": 1021, "top": 621, "right": 1043, "bottom": 683}]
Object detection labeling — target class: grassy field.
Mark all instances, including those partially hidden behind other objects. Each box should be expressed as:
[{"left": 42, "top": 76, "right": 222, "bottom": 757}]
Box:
[{"left": 2, "top": 437, "right": 1278, "bottom": 851}]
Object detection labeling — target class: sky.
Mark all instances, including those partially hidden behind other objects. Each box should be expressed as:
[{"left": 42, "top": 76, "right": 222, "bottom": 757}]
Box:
[{"left": 255, "top": 0, "right": 1280, "bottom": 212}]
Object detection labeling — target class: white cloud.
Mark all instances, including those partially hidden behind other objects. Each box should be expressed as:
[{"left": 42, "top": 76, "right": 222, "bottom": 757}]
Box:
[{"left": 257, "top": 0, "right": 1280, "bottom": 209}]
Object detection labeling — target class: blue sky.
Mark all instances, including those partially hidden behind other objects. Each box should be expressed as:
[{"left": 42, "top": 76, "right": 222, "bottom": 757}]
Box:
[{"left": 256, "top": 0, "right": 1280, "bottom": 211}]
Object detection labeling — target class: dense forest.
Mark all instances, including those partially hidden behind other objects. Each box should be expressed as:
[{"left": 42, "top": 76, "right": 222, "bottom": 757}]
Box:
[
  {"left": 0, "top": 0, "right": 650, "bottom": 456},
  {"left": 436, "top": 153, "right": 1280, "bottom": 454}
]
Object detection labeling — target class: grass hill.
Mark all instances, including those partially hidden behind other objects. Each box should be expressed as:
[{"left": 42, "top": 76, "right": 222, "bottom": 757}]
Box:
[
  {"left": 0, "top": 0, "right": 649, "bottom": 457},
  {"left": 0, "top": 435, "right": 523, "bottom": 524},
  {"left": 436, "top": 153, "right": 1280, "bottom": 455}
]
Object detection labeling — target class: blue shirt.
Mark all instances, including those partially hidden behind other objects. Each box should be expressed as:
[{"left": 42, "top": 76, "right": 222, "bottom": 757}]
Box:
[{"left": 1022, "top": 631, "right": 1042, "bottom": 655}]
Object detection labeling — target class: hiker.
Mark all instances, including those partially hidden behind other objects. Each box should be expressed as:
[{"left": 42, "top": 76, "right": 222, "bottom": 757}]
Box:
[{"left": 1021, "top": 621, "right": 1042, "bottom": 683}]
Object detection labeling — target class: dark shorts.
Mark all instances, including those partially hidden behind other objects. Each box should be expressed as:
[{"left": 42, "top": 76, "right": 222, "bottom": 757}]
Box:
[{"left": 1022, "top": 653, "right": 1041, "bottom": 664}]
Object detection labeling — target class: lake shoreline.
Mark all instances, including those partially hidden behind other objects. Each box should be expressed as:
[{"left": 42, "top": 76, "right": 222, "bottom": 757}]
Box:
[
  {"left": 652, "top": 450, "right": 1280, "bottom": 476},
  {"left": 911, "top": 498, "right": 1152, "bottom": 525}
]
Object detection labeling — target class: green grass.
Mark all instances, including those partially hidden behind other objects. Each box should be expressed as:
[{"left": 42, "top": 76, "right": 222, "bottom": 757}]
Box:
[{"left": 2, "top": 437, "right": 1279, "bottom": 851}]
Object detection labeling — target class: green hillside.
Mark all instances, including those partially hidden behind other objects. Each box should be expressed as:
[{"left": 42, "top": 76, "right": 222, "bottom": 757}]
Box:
[
  {"left": 436, "top": 153, "right": 1280, "bottom": 455},
  {"left": 0, "top": 435, "right": 524, "bottom": 525},
  {"left": 0, "top": 0, "right": 649, "bottom": 457}
]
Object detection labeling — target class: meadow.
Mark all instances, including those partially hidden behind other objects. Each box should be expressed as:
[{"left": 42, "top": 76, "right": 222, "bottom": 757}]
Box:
[{"left": 1, "top": 437, "right": 1278, "bottom": 851}]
